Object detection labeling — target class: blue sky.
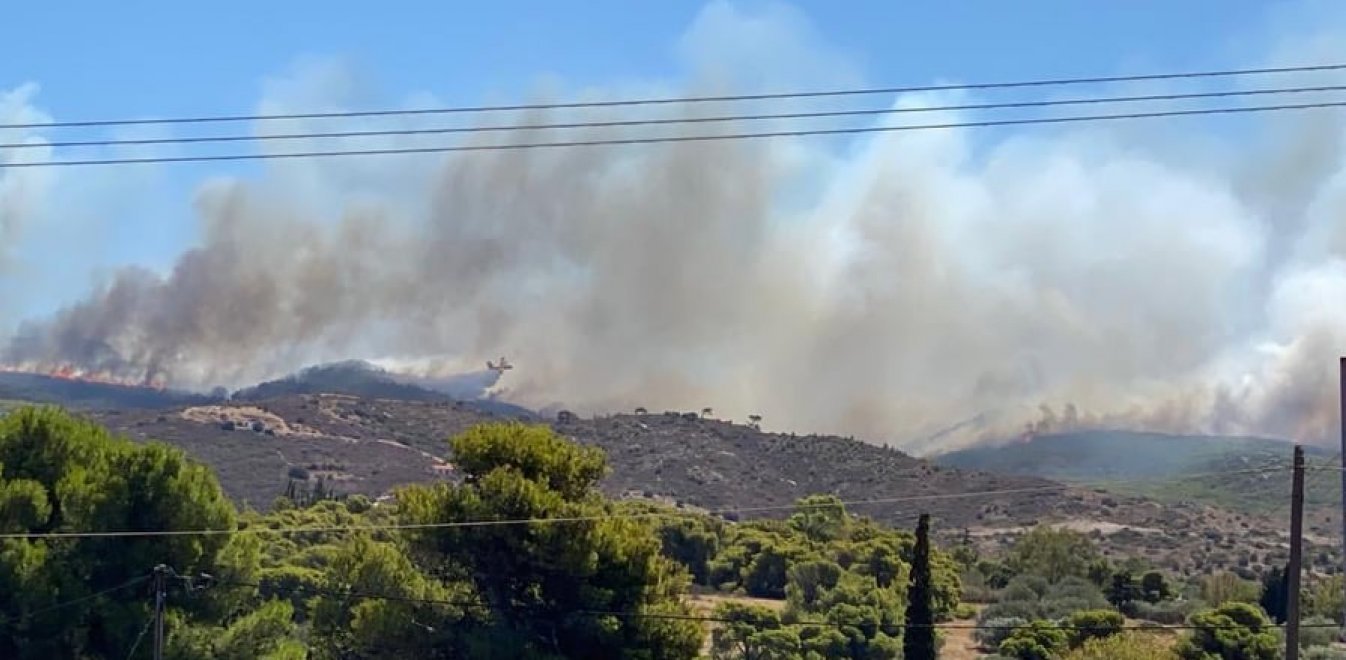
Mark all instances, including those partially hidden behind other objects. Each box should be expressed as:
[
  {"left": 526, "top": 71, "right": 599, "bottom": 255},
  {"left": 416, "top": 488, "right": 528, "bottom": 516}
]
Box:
[
  {"left": 0, "top": 1, "right": 1296, "bottom": 116},
  {"left": 0, "top": 0, "right": 1337, "bottom": 329}
]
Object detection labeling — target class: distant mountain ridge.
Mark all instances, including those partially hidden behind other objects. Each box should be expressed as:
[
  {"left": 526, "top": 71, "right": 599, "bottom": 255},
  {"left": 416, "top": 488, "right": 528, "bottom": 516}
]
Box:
[
  {"left": 232, "top": 360, "right": 536, "bottom": 418},
  {"left": 934, "top": 430, "right": 1323, "bottom": 481},
  {"left": 231, "top": 360, "right": 449, "bottom": 403},
  {"left": 933, "top": 429, "right": 1338, "bottom": 513},
  {"left": 0, "top": 359, "right": 536, "bottom": 419}
]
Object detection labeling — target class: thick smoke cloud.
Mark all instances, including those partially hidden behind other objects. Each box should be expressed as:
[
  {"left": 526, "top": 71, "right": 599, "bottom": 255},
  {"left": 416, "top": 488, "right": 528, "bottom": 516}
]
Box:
[
  {"left": 0, "top": 84, "right": 55, "bottom": 267},
  {"left": 6, "top": 4, "right": 1346, "bottom": 452}
]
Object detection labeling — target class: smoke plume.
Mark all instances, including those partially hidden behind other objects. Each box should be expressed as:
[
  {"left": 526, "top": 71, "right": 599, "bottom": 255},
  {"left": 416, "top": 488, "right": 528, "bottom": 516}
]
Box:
[
  {"left": 5, "top": 5, "right": 1346, "bottom": 453},
  {"left": 0, "top": 84, "right": 54, "bottom": 267}
]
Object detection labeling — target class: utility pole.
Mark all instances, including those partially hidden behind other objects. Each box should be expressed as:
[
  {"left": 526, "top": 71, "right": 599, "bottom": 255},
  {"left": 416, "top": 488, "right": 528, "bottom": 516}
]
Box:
[
  {"left": 1339, "top": 356, "right": 1345, "bottom": 641},
  {"left": 152, "top": 564, "right": 168, "bottom": 660},
  {"left": 1287, "top": 444, "right": 1305, "bottom": 660}
]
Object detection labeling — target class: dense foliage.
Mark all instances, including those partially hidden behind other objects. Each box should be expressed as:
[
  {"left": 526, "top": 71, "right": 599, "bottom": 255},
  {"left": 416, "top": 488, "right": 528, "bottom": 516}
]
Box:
[
  {"left": 0, "top": 408, "right": 975, "bottom": 659},
  {"left": 1174, "top": 601, "right": 1279, "bottom": 660},
  {"left": 11, "top": 405, "right": 1341, "bottom": 660}
]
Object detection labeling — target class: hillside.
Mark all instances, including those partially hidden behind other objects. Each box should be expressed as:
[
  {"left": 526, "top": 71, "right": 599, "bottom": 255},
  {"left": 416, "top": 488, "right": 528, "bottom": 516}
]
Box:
[
  {"left": 82, "top": 394, "right": 1338, "bottom": 578},
  {"left": 0, "top": 371, "right": 219, "bottom": 410},
  {"left": 935, "top": 430, "right": 1341, "bottom": 514}
]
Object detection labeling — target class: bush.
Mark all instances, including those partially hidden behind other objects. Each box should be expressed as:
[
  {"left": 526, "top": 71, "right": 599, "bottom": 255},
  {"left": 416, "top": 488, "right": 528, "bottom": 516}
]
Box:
[
  {"left": 1299, "top": 615, "right": 1340, "bottom": 650},
  {"left": 1063, "top": 609, "right": 1124, "bottom": 647},
  {"left": 1131, "top": 599, "right": 1203, "bottom": 625},
  {"left": 1003, "top": 574, "right": 1051, "bottom": 601},
  {"left": 1061, "top": 632, "right": 1178, "bottom": 660},
  {"left": 1200, "top": 572, "right": 1260, "bottom": 606},
  {"left": 1176, "top": 601, "right": 1278, "bottom": 660},
  {"left": 980, "top": 600, "right": 1042, "bottom": 623},
  {"left": 999, "top": 620, "right": 1068, "bottom": 660},
  {"left": 975, "top": 617, "right": 1027, "bottom": 649},
  {"left": 1049, "top": 576, "right": 1108, "bottom": 600},
  {"left": 979, "top": 559, "right": 1015, "bottom": 589},
  {"left": 1304, "top": 647, "right": 1346, "bottom": 660},
  {"left": 952, "top": 603, "right": 977, "bottom": 620},
  {"left": 1039, "top": 597, "right": 1108, "bottom": 620},
  {"left": 963, "top": 568, "right": 998, "bottom": 603}
]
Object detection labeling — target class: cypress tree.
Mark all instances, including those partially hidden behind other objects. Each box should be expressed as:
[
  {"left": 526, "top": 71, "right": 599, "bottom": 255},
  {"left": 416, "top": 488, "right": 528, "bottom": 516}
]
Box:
[
  {"left": 1259, "top": 564, "right": 1288, "bottom": 623},
  {"left": 905, "top": 513, "right": 936, "bottom": 660}
]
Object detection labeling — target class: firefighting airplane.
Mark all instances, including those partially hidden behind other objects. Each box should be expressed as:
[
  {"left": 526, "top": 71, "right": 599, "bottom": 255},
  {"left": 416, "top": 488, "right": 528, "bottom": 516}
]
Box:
[{"left": 486, "top": 357, "right": 513, "bottom": 373}]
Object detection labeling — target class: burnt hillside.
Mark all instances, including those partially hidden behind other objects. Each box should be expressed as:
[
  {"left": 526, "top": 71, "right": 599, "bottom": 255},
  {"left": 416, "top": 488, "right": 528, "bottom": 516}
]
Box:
[{"left": 80, "top": 394, "right": 1325, "bottom": 577}]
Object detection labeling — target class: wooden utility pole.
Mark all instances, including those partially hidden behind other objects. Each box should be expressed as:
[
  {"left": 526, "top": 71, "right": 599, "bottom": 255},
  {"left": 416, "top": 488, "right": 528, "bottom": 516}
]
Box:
[
  {"left": 1339, "top": 357, "right": 1345, "bottom": 640},
  {"left": 152, "top": 564, "right": 168, "bottom": 660},
  {"left": 1287, "top": 444, "right": 1305, "bottom": 660}
]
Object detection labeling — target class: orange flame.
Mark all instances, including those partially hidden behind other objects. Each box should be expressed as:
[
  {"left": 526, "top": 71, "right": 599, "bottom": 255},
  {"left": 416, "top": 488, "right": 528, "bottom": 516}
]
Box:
[{"left": 0, "top": 363, "right": 167, "bottom": 391}]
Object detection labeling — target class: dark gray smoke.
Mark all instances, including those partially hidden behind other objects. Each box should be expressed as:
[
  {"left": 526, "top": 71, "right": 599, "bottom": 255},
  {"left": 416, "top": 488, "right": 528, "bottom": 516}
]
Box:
[{"left": 6, "top": 6, "right": 1346, "bottom": 453}]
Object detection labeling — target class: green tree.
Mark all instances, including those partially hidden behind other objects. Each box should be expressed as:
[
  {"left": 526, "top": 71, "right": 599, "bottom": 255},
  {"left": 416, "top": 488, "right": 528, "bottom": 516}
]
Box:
[
  {"left": 784, "top": 564, "right": 903, "bottom": 658},
  {"left": 1139, "top": 571, "right": 1173, "bottom": 604},
  {"left": 0, "top": 407, "right": 241, "bottom": 659},
  {"left": 1006, "top": 526, "right": 1098, "bottom": 583},
  {"left": 309, "top": 535, "right": 474, "bottom": 659},
  {"left": 998, "top": 619, "right": 1068, "bottom": 660},
  {"left": 904, "top": 513, "right": 936, "bottom": 660},
  {"left": 710, "top": 603, "right": 800, "bottom": 660},
  {"left": 167, "top": 600, "right": 302, "bottom": 660},
  {"left": 1086, "top": 558, "right": 1113, "bottom": 588},
  {"left": 657, "top": 514, "right": 723, "bottom": 585},
  {"left": 399, "top": 423, "right": 703, "bottom": 659},
  {"left": 1305, "top": 575, "right": 1344, "bottom": 624},
  {"left": 788, "top": 495, "right": 849, "bottom": 543},
  {"left": 1106, "top": 571, "right": 1140, "bottom": 609},
  {"left": 978, "top": 559, "right": 1015, "bottom": 589},
  {"left": 1201, "top": 572, "right": 1261, "bottom": 607},
  {"left": 1175, "top": 601, "right": 1279, "bottom": 660},
  {"left": 1063, "top": 609, "right": 1124, "bottom": 648},
  {"left": 1258, "top": 564, "right": 1289, "bottom": 624}
]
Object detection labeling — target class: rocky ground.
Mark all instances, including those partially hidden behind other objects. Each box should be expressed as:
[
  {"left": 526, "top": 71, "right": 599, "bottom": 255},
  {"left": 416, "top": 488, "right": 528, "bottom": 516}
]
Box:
[{"left": 86, "top": 394, "right": 1334, "bottom": 577}]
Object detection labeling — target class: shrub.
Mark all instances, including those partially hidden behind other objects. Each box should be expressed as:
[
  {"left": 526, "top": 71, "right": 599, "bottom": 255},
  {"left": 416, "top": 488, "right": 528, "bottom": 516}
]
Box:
[
  {"left": 963, "top": 568, "right": 998, "bottom": 603},
  {"left": 1299, "top": 615, "right": 1340, "bottom": 650},
  {"left": 1175, "top": 601, "right": 1278, "bottom": 660},
  {"left": 975, "top": 617, "right": 1027, "bottom": 649},
  {"left": 952, "top": 603, "right": 977, "bottom": 620},
  {"left": 1131, "top": 599, "right": 1203, "bottom": 625},
  {"left": 1063, "top": 609, "right": 1124, "bottom": 648},
  {"left": 1039, "top": 597, "right": 1106, "bottom": 620},
  {"left": 1200, "top": 572, "right": 1260, "bottom": 606},
  {"left": 1003, "top": 574, "right": 1051, "bottom": 600},
  {"left": 998, "top": 620, "right": 1068, "bottom": 660},
  {"left": 1304, "top": 647, "right": 1346, "bottom": 660},
  {"left": 979, "top": 559, "right": 1015, "bottom": 589},
  {"left": 980, "top": 600, "right": 1042, "bottom": 623},
  {"left": 1061, "top": 632, "right": 1179, "bottom": 660}
]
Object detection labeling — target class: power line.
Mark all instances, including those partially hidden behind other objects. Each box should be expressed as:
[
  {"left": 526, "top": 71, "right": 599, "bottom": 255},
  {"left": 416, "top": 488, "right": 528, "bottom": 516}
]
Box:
[
  {"left": 6, "top": 83, "right": 1346, "bottom": 152},
  {"left": 0, "top": 575, "right": 150, "bottom": 626},
  {"left": 0, "top": 483, "right": 1075, "bottom": 540},
  {"left": 5, "top": 98, "right": 1345, "bottom": 169},
  {"left": 0, "top": 463, "right": 1294, "bottom": 541},
  {"left": 124, "top": 615, "right": 154, "bottom": 660},
  {"left": 215, "top": 577, "right": 1337, "bottom": 632},
  {"left": 5, "top": 61, "right": 1346, "bottom": 131}
]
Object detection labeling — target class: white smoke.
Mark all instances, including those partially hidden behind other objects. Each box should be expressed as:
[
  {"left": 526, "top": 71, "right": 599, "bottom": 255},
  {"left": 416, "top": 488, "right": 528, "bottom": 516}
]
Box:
[
  {"left": 0, "top": 84, "right": 55, "bottom": 267},
  {"left": 6, "top": 3, "right": 1346, "bottom": 453}
]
